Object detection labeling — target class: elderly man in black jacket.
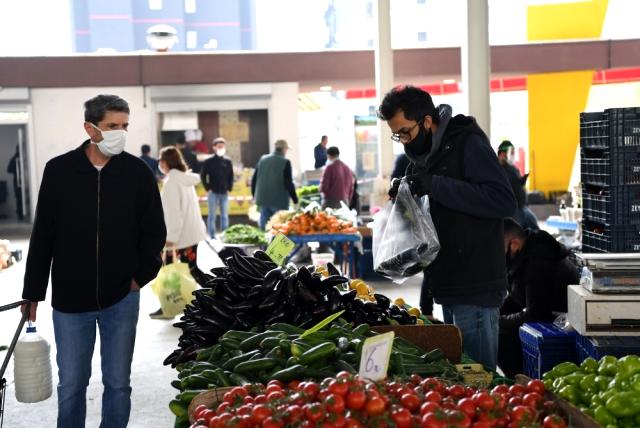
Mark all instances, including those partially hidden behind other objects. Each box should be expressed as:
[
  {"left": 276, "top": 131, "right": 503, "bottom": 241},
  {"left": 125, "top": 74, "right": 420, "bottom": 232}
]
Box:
[
  {"left": 379, "top": 85, "right": 516, "bottom": 370},
  {"left": 22, "top": 94, "right": 166, "bottom": 427},
  {"left": 498, "top": 218, "right": 580, "bottom": 377}
]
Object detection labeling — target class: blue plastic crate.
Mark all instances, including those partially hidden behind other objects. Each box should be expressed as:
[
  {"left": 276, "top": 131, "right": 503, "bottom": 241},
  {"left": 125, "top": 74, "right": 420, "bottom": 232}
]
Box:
[
  {"left": 519, "top": 323, "right": 577, "bottom": 379},
  {"left": 576, "top": 334, "right": 640, "bottom": 363}
]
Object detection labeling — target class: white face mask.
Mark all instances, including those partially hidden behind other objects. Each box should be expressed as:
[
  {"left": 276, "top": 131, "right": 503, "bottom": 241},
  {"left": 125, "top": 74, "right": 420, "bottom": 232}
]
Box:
[
  {"left": 216, "top": 147, "right": 226, "bottom": 157},
  {"left": 506, "top": 151, "right": 515, "bottom": 165},
  {"left": 90, "top": 123, "right": 127, "bottom": 157}
]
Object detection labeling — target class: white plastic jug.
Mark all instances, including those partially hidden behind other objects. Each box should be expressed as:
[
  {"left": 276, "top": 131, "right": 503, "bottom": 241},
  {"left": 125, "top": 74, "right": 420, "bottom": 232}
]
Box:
[{"left": 13, "top": 325, "right": 52, "bottom": 403}]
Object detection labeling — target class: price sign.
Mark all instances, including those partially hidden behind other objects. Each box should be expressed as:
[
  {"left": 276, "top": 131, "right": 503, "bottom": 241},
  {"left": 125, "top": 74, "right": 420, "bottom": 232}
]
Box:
[
  {"left": 358, "top": 331, "right": 395, "bottom": 381},
  {"left": 266, "top": 233, "right": 296, "bottom": 266}
]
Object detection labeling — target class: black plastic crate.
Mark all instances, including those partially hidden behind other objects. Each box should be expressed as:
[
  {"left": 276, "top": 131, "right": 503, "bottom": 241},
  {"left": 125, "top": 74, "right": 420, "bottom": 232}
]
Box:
[
  {"left": 581, "top": 145, "right": 640, "bottom": 186},
  {"left": 582, "top": 185, "right": 640, "bottom": 225},
  {"left": 580, "top": 111, "right": 609, "bottom": 150},
  {"left": 607, "top": 107, "right": 640, "bottom": 148},
  {"left": 576, "top": 333, "right": 640, "bottom": 363},
  {"left": 582, "top": 221, "right": 640, "bottom": 252}
]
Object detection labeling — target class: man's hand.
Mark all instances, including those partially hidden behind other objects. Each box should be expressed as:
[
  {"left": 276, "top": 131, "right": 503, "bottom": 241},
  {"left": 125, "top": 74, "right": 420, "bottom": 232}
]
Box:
[
  {"left": 165, "top": 241, "right": 175, "bottom": 248},
  {"left": 406, "top": 173, "right": 433, "bottom": 198},
  {"left": 21, "top": 301, "right": 38, "bottom": 322},
  {"left": 388, "top": 178, "right": 401, "bottom": 199},
  {"left": 130, "top": 279, "right": 140, "bottom": 291}
]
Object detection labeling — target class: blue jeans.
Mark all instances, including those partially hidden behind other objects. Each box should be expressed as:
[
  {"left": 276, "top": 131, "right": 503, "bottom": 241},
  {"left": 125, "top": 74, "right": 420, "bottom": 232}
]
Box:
[
  {"left": 53, "top": 290, "right": 140, "bottom": 428},
  {"left": 442, "top": 304, "right": 499, "bottom": 371},
  {"left": 260, "top": 206, "right": 278, "bottom": 230},
  {"left": 207, "top": 192, "right": 229, "bottom": 237}
]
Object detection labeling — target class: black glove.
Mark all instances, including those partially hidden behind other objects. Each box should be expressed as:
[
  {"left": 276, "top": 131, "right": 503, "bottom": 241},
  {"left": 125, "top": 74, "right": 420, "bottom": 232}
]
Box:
[
  {"left": 406, "top": 173, "right": 433, "bottom": 197},
  {"left": 388, "top": 178, "right": 401, "bottom": 199}
]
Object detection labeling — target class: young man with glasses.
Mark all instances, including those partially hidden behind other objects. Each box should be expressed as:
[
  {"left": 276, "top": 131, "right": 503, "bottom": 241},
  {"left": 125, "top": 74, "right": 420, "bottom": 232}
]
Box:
[{"left": 378, "top": 85, "right": 516, "bottom": 371}]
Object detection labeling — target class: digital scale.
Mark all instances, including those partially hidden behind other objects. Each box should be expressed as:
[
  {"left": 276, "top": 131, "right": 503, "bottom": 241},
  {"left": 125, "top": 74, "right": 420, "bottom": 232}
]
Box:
[{"left": 577, "top": 253, "right": 640, "bottom": 294}]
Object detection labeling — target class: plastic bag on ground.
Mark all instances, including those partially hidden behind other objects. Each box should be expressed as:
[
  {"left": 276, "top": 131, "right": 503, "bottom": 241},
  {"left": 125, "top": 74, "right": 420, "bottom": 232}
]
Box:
[
  {"left": 150, "top": 258, "right": 197, "bottom": 317},
  {"left": 372, "top": 180, "right": 440, "bottom": 283}
]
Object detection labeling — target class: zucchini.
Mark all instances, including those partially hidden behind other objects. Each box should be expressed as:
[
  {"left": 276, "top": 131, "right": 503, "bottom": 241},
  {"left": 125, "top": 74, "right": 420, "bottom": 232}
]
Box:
[
  {"left": 352, "top": 324, "right": 370, "bottom": 337},
  {"left": 177, "top": 389, "right": 206, "bottom": 404},
  {"left": 290, "top": 340, "right": 312, "bottom": 357},
  {"left": 199, "top": 369, "right": 219, "bottom": 382},
  {"left": 422, "top": 348, "right": 445, "bottom": 363},
  {"left": 260, "top": 334, "right": 287, "bottom": 350},
  {"left": 333, "top": 359, "right": 356, "bottom": 375},
  {"left": 223, "top": 330, "right": 257, "bottom": 341},
  {"left": 169, "top": 399, "right": 188, "bottom": 418},
  {"left": 270, "top": 364, "right": 306, "bottom": 383},
  {"left": 219, "top": 338, "right": 241, "bottom": 351},
  {"left": 222, "top": 350, "right": 261, "bottom": 371},
  {"left": 298, "top": 342, "right": 337, "bottom": 365},
  {"left": 213, "top": 368, "right": 232, "bottom": 387},
  {"left": 302, "top": 367, "right": 335, "bottom": 379},
  {"left": 286, "top": 356, "right": 300, "bottom": 367},
  {"left": 393, "top": 353, "right": 406, "bottom": 376},
  {"left": 403, "top": 364, "right": 446, "bottom": 376},
  {"left": 233, "top": 358, "right": 280, "bottom": 374},
  {"left": 238, "top": 331, "right": 280, "bottom": 351},
  {"left": 229, "top": 373, "right": 251, "bottom": 385},
  {"left": 171, "top": 380, "right": 183, "bottom": 391},
  {"left": 180, "top": 374, "right": 210, "bottom": 390}
]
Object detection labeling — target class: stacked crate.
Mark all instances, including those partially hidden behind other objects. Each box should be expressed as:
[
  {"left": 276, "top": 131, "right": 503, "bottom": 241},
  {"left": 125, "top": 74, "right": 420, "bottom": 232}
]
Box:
[{"left": 580, "top": 108, "right": 640, "bottom": 252}]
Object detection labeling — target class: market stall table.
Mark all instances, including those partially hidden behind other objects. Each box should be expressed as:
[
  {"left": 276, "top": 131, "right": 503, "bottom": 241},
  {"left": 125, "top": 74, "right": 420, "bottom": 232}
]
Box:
[{"left": 285, "top": 233, "right": 361, "bottom": 277}]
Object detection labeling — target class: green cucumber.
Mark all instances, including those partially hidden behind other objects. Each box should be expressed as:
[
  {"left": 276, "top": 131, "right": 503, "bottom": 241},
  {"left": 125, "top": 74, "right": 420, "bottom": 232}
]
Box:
[
  {"left": 229, "top": 373, "right": 251, "bottom": 385},
  {"left": 169, "top": 399, "right": 188, "bottom": 418},
  {"left": 260, "top": 334, "right": 287, "bottom": 350},
  {"left": 270, "top": 364, "right": 306, "bottom": 383},
  {"left": 238, "top": 331, "right": 280, "bottom": 351},
  {"left": 268, "top": 323, "right": 305, "bottom": 335},
  {"left": 233, "top": 358, "right": 280, "bottom": 374},
  {"left": 177, "top": 389, "right": 206, "bottom": 404},
  {"left": 223, "top": 330, "right": 257, "bottom": 341},
  {"left": 219, "top": 338, "right": 241, "bottom": 351},
  {"left": 222, "top": 350, "right": 261, "bottom": 371},
  {"left": 299, "top": 342, "right": 337, "bottom": 365},
  {"left": 334, "top": 359, "right": 356, "bottom": 375},
  {"left": 423, "top": 349, "right": 445, "bottom": 363}
]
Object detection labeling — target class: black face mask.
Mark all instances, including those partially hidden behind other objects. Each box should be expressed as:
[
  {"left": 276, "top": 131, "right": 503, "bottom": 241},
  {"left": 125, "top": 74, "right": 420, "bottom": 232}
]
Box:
[{"left": 404, "top": 124, "right": 433, "bottom": 158}]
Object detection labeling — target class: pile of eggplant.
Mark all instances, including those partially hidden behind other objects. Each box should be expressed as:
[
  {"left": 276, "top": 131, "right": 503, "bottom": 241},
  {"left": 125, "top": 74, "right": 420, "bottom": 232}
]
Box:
[{"left": 164, "top": 250, "right": 417, "bottom": 367}]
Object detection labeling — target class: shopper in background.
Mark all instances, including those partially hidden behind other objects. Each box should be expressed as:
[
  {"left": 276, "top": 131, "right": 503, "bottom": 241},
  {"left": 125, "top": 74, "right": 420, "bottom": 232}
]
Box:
[
  {"left": 391, "top": 153, "right": 411, "bottom": 180},
  {"left": 498, "top": 218, "right": 580, "bottom": 377},
  {"left": 21, "top": 94, "right": 166, "bottom": 427},
  {"left": 252, "top": 139, "right": 299, "bottom": 230},
  {"left": 176, "top": 133, "right": 200, "bottom": 173},
  {"left": 497, "top": 140, "right": 539, "bottom": 230},
  {"left": 201, "top": 137, "right": 234, "bottom": 238},
  {"left": 314, "top": 135, "right": 329, "bottom": 169},
  {"left": 139, "top": 144, "right": 159, "bottom": 176},
  {"left": 7, "top": 145, "right": 24, "bottom": 220},
  {"left": 186, "top": 128, "right": 209, "bottom": 154},
  {"left": 379, "top": 85, "right": 516, "bottom": 371},
  {"left": 320, "top": 146, "right": 354, "bottom": 209}
]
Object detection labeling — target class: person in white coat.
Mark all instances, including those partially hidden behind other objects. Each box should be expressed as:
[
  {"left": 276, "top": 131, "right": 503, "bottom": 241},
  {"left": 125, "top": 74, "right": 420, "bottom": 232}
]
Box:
[{"left": 150, "top": 146, "right": 207, "bottom": 319}]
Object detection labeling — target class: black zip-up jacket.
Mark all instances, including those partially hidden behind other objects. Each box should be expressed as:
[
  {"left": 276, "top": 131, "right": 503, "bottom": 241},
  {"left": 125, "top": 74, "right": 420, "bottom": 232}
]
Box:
[
  {"left": 23, "top": 141, "right": 166, "bottom": 313},
  {"left": 200, "top": 155, "right": 234, "bottom": 194},
  {"left": 407, "top": 107, "right": 516, "bottom": 305}
]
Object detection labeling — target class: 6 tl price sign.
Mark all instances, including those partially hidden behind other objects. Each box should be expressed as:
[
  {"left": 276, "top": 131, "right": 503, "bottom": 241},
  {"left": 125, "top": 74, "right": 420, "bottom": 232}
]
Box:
[{"left": 358, "top": 331, "right": 395, "bottom": 381}]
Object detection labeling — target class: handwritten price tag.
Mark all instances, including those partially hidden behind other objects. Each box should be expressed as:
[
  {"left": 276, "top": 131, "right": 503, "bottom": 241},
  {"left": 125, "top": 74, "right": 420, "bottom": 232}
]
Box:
[
  {"left": 358, "top": 331, "right": 395, "bottom": 381},
  {"left": 266, "top": 233, "right": 296, "bottom": 266}
]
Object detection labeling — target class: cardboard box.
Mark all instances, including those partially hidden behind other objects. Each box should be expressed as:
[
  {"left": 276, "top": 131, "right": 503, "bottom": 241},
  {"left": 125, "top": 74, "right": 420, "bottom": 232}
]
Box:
[{"left": 372, "top": 324, "right": 463, "bottom": 364}]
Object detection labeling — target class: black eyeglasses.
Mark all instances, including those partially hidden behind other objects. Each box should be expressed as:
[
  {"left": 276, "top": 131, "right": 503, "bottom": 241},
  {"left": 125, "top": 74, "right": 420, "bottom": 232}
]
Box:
[{"left": 391, "top": 121, "right": 422, "bottom": 143}]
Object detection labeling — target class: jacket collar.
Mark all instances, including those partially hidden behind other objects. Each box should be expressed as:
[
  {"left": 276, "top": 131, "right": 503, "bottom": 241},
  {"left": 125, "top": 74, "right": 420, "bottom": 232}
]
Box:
[{"left": 73, "top": 140, "right": 125, "bottom": 175}]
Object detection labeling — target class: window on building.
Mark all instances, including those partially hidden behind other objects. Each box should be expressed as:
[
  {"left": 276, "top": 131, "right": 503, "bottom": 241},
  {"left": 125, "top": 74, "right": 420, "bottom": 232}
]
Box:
[
  {"left": 204, "top": 39, "right": 218, "bottom": 49},
  {"left": 417, "top": 0, "right": 426, "bottom": 4},
  {"left": 186, "top": 31, "right": 197, "bottom": 49},
  {"left": 149, "top": 0, "right": 162, "bottom": 10},
  {"left": 185, "top": 0, "right": 196, "bottom": 14},
  {"left": 418, "top": 32, "right": 427, "bottom": 42}
]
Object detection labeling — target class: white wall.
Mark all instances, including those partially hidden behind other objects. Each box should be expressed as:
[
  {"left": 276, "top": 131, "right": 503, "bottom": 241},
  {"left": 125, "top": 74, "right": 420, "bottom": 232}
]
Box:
[
  {"left": 268, "top": 82, "right": 301, "bottom": 178},
  {"left": 30, "top": 87, "right": 156, "bottom": 194}
]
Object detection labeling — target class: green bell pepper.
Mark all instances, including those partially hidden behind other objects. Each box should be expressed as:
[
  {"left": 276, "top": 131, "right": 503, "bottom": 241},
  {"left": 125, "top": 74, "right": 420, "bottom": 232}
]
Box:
[
  {"left": 580, "top": 374, "right": 597, "bottom": 391},
  {"left": 609, "top": 376, "right": 631, "bottom": 392},
  {"left": 599, "top": 356, "right": 619, "bottom": 377},
  {"left": 606, "top": 391, "right": 640, "bottom": 418},
  {"left": 581, "top": 357, "right": 599, "bottom": 374},
  {"left": 553, "top": 377, "right": 568, "bottom": 391},
  {"left": 558, "top": 385, "right": 580, "bottom": 405},
  {"left": 542, "top": 370, "right": 556, "bottom": 381},
  {"left": 552, "top": 361, "right": 579, "bottom": 378},
  {"left": 564, "top": 372, "right": 584, "bottom": 386},
  {"left": 596, "top": 375, "right": 614, "bottom": 392},
  {"left": 544, "top": 379, "right": 554, "bottom": 390},
  {"left": 630, "top": 374, "right": 640, "bottom": 393},
  {"left": 619, "top": 355, "right": 640, "bottom": 380},
  {"left": 594, "top": 405, "right": 617, "bottom": 426}
]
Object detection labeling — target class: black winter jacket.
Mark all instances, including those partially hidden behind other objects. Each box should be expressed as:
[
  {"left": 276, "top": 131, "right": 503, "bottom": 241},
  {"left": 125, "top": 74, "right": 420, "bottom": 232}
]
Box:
[
  {"left": 407, "top": 107, "right": 516, "bottom": 305},
  {"left": 200, "top": 155, "right": 234, "bottom": 194},
  {"left": 501, "top": 229, "right": 581, "bottom": 329},
  {"left": 23, "top": 141, "right": 166, "bottom": 313}
]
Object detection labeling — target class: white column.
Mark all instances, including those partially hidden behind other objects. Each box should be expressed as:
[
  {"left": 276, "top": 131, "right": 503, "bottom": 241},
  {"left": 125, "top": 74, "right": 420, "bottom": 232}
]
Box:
[
  {"left": 462, "top": 0, "right": 491, "bottom": 137},
  {"left": 375, "top": 0, "right": 395, "bottom": 179}
]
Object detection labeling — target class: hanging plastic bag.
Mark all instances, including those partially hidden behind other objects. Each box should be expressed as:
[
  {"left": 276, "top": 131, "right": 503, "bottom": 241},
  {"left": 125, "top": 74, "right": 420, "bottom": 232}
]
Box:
[
  {"left": 372, "top": 180, "right": 440, "bottom": 283},
  {"left": 150, "top": 251, "right": 198, "bottom": 317}
]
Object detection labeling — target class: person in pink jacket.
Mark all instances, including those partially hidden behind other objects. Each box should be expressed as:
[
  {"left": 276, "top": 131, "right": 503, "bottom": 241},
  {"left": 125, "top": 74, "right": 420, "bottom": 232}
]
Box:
[{"left": 320, "top": 146, "right": 354, "bottom": 209}]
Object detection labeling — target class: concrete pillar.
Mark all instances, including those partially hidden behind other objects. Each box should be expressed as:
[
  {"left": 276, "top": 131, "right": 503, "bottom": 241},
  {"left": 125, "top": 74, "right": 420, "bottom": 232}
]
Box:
[
  {"left": 461, "top": 0, "right": 491, "bottom": 136},
  {"left": 374, "top": 0, "right": 395, "bottom": 178}
]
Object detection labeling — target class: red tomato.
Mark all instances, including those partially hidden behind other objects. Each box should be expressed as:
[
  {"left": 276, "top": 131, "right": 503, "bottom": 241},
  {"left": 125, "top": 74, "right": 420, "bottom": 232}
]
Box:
[
  {"left": 288, "top": 380, "right": 301, "bottom": 390},
  {"left": 254, "top": 394, "right": 267, "bottom": 405},
  {"left": 510, "top": 405, "right": 535, "bottom": 424},
  {"left": 492, "top": 385, "right": 509, "bottom": 395},
  {"left": 201, "top": 410, "right": 216, "bottom": 422},
  {"left": 391, "top": 407, "right": 413, "bottom": 428},
  {"left": 447, "top": 385, "right": 466, "bottom": 400},
  {"left": 207, "top": 416, "right": 220, "bottom": 428},
  {"left": 421, "top": 378, "right": 442, "bottom": 391},
  {"left": 304, "top": 402, "right": 324, "bottom": 423},
  {"left": 411, "top": 374, "right": 423, "bottom": 385},
  {"left": 421, "top": 411, "right": 448, "bottom": 428},
  {"left": 508, "top": 396, "right": 522, "bottom": 407},
  {"left": 471, "top": 423, "right": 491, "bottom": 428},
  {"left": 441, "top": 397, "right": 458, "bottom": 410},
  {"left": 262, "top": 416, "right": 284, "bottom": 428},
  {"left": 473, "top": 392, "right": 495, "bottom": 412},
  {"left": 302, "top": 382, "right": 320, "bottom": 399},
  {"left": 491, "top": 392, "right": 507, "bottom": 410},
  {"left": 250, "top": 404, "right": 271, "bottom": 424},
  {"left": 365, "top": 397, "right": 386, "bottom": 416},
  {"left": 286, "top": 404, "right": 304, "bottom": 423},
  {"left": 345, "top": 418, "right": 364, "bottom": 428},
  {"left": 346, "top": 390, "right": 367, "bottom": 410},
  {"left": 400, "top": 393, "right": 421, "bottom": 412},
  {"left": 267, "top": 390, "right": 285, "bottom": 401},
  {"left": 324, "top": 393, "right": 346, "bottom": 414},
  {"left": 194, "top": 404, "right": 208, "bottom": 419},
  {"left": 267, "top": 380, "right": 284, "bottom": 388},
  {"left": 508, "top": 384, "right": 526, "bottom": 397},
  {"left": 522, "top": 392, "right": 543, "bottom": 410},
  {"left": 328, "top": 379, "right": 350, "bottom": 397},
  {"left": 230, "top": 386, "right": 248, "bottom": 399},
  {"left": 265, "top": 384, "right": 283, "bottom": 396},
  {"left": 236, "top": 404, "right": 252, "bottom": 416},
  {"left": 421, "top": 401, "right": 441, "bottom": 416},
  {"left": 542, "top": 414, "right": 567, "bottom": 428},
  {"left": 457, "top": 398, "right": 477, "bottom": 418},
  {"left": 447, "top": 409, "right": 472, "bottom": 428},
  {"left": 527, "top": 379, "right": 545, "bottom": 395},
  {"left": 425, "top": 391, "right": 442, "bottom": 403},
  {"left": 242, "top": 395, "right": 254, "bottom": 405}
]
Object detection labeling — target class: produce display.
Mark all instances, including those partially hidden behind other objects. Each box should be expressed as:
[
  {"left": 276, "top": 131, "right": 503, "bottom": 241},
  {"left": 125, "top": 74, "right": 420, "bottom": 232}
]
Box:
[
  {"left": 221, "top": 225, "right": 268, "bottom": 246},
  {"left": 296, "top": 185, "right": 320, "bottom": 198},
  {"left": 164, "top": 252, "right": 420, "bottom": 367},
  {"left": 271, "top": 211, "right": 357, "bottom": 235},
  {"left": 544, "top": 355, "right": 640, "bottom": 427},
  {"left": 186, "top": 375, "right": 568, "bottom": 428}
]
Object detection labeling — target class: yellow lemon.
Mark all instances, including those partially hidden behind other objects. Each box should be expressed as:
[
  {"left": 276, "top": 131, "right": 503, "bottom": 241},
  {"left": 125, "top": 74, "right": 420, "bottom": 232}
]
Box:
[{"left": 394, "top": 297, "right": 406, "bottom": 306}]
